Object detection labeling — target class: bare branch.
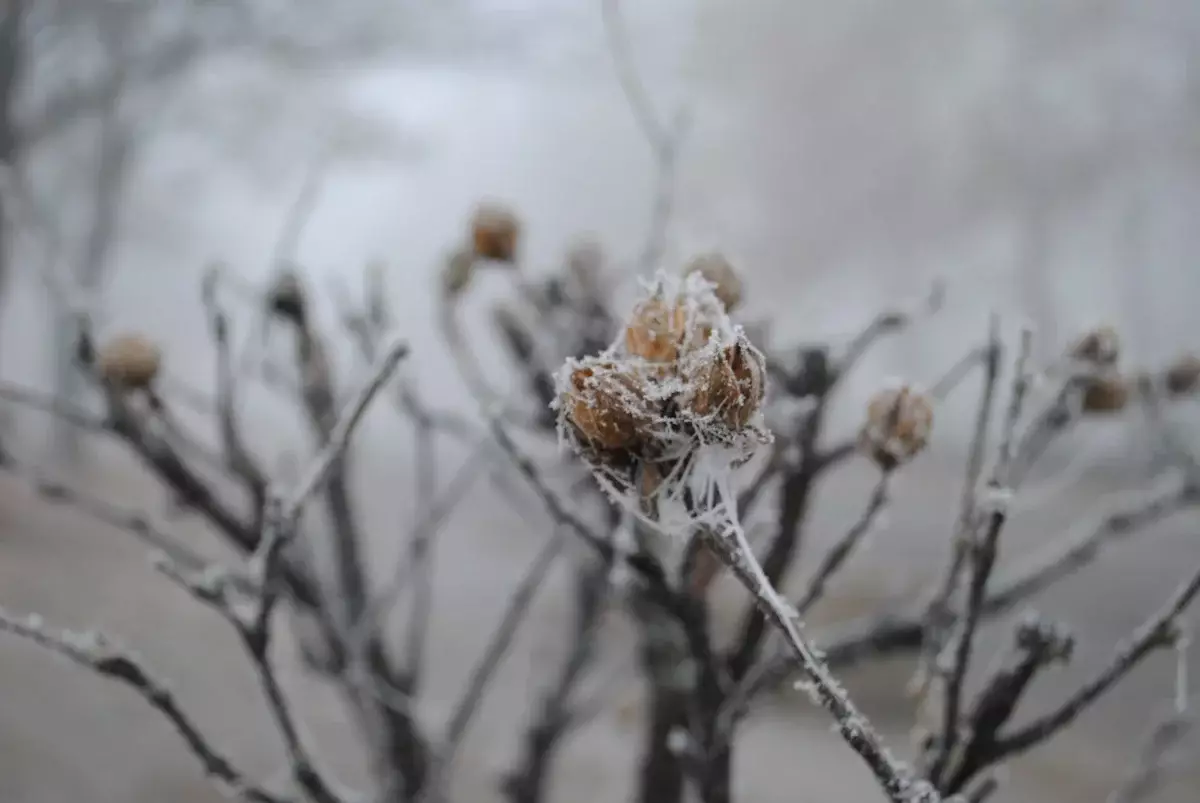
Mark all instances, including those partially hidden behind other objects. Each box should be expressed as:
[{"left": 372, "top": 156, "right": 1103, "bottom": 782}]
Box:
[
  {"left": 916, "top": 320, "right": 1002, "bottom": 700},
  {"left": 795, "top": 470, "right": 892, "bottom": 617},
  {"left": 0, "top": 607, "right": 290, "bottom": 803},
  {"left": 989, "top": 561, "right": 1200, "bottom": 762},
  {"left": 282, "top": 333, "right": 408, "bottom": 526},
  {"left": 930, "top": 329, "right": 1034, "bottom": 783},
  {"left": 422, "top": 529, "right": 569, "bottom": 801},
  {"left": 703, "top": 513, "right": 934, "bottom": 802}
]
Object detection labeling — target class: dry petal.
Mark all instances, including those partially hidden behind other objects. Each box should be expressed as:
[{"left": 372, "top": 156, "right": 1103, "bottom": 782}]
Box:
[
  {"left": 687, "top": 335, "right": 765, "bottom": 429},
  {"left": 625, "top": 296, "right": 688, "bottom": 363},
  {"left": 565, "top": 362, "right": 653, "bottom": 450}
]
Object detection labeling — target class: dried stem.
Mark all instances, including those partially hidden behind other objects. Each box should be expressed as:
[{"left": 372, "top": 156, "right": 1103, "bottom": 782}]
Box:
[
  {"left": 423, "top": 528, "right": 569, "bottom": 802},
  {"left": 930, "top": 329, "right": 1034, "bottom": 783},
  {"left": 705, "top": 506, "right": 932, "bottom": 802},
  {"left": 0, "top": 607, "right": 291, "bottom": 803}
]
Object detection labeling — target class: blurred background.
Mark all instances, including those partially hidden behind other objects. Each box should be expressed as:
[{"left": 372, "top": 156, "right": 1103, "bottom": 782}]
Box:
[{"left": 0, "top": 1, "right": 1199, "bottom": 801}]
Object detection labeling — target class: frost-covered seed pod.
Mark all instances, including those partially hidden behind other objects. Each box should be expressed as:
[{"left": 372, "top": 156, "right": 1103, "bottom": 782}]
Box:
[
  {"left": 1165, "top": 354, "right": 1200, "bottom": 397},
  {"left": 1081, "top": 375, "right": 1129, "bottom": 414},
  {"left": 469, "top": 202, "right": 521, "bottom": 264},
  {"left": 624, "top": 295, "right": 688, "bottom": 363},
  {"left": 688, "top": 335, "right": 765, "bottom": 429},
  {"left": 859, "top": 385, "right": 934, "bottom": 469},
  {"left": 1070, "top": 325, "right": 1120, "bottom": 367},
  {"left": 98, "top": 334, "right": 162, "bottom": 390},
  {"left": 565, "top": 362, "right": 652, "bottom": 450},
  {"left": 684, "top": 252, "right": 743, "bottom": 311}
]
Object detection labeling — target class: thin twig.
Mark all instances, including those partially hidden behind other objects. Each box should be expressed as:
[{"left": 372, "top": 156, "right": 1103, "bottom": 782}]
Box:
[
  {"left": 795, "top": 471, "right": 892, "bottom": 616},
  {"left": 283, "top": 334, "right": 408, "bottom": 526},
  {"left": 0, "top": 607, "right": 290, "bottom": 803},
  {"left": 930, "top": 329, "right": 1033, "bottom": 783},
  {"left": 704, "top": 509, "right": 934, "bottom": 802},
  {"left": 422, "top": 528, "right": 570, "bottom": 802}
]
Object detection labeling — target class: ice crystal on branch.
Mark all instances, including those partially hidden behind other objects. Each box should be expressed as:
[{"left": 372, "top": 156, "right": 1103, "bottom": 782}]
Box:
[{"left": 553, "top": 270, "right": 771, "bottom": 536}]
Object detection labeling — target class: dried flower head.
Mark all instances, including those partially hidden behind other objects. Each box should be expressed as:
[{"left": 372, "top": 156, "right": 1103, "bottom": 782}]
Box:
[
  {"left": 1081, "top": 375, "right": 1129, "bottom": 415},
  {"left": 97, "top": 334, "right": 161, "bottom": 390},
  {"left": 1164, "top": 353, "right": 1200, "bottom": 397},
  {"left": 563, "top": 360, "right": 655, "bottom": 450},
  {"left": 859, "top": 384, "right": 934, "bottom": 470},
  {"left": 470, "top": 201, "right": 521, "bottom": 264},
  {"left": 554, "top": 270, "right": 771, "bottom": 537},
  {"left": 267, "top": 270, "right": 307, "bottom": 324},
  {"left": 442, "top": 248, "right": 476, "bottom": 299},
  {"left": 684, "top": 252, "right": 743, "bottom": 311},
  {"left": 1070, "top": 325, "right": 1120, "bottom": 368}
]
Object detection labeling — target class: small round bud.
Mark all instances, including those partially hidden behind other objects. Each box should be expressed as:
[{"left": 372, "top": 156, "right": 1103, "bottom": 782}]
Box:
[
  {"left": 469, "top": 201, "right": 521, "bottom": 264},
  {"left": 859, "top": 385, "right": 934, "bottom": 469},
  {"left": 684, "top": 252, "right": 743, "bottom": 311},
  {"left": 1164, "top": 353, "right": 1200, "bottom": 397},
  {"left": 1080, "top": 375, "right": 1129, "bottom": 415},
  {"left": 1069, "top": 325, "right": 1120, "bottom": 367},
  {"left": 97, "top": 334, "right": 161, "bottom": 390},
  {"left": 625, "top": 295, "right": 688, "bottom": 363},
  {"left": 686, "top": 334, "right": 766, "bottom": 429},
  {"left": 267, "top": 270, "right": 307, "bottom": 324},
  {"left": 564, "top": 361, "right": 653, "bottom": 450},
  {"left": 442, "top": 248, "right": 476, "bottom": 298}
]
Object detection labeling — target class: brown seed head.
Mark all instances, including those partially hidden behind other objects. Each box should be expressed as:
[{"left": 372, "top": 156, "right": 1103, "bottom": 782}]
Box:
[
  {"left": 1081, "top": 375, "right": 1129, "bottom": 415},
  {"left": 470, "top": 202, "right": 521, "bottom": 264},
  {"left": 859, "top": 385, "right": 934, "bottom": 469},
  {"left": 267, "top": 271, "right": 307, "bottom": 324},
  {"left": 98, "top": 334, "right": 161, "bottom": 390},
  {"left": 687, "top": 335, "right": 766, "bottom": 429},
  {"left": 442, "top": 248, "right": 476, "bottom": 298},
  {"left": 685, "top": 252, "right": 743, "bottom": 311},
  {"left": 1070, "top": 325, "right": 1120, "bottom": 367},
  {"left": 625, "top": 295, "right": 688, "bottom": 363},
  {"left": 564, "top": 362, "right": 653, "bottom": 450},
  {"left": 1164, "top": 354, "right": 1200, "bottom": 397}
]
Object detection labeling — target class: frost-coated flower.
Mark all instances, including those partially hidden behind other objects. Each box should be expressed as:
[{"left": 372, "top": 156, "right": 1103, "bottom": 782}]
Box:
[{"left": 554, "top": 270, "right": 771, "bottom": 536}]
